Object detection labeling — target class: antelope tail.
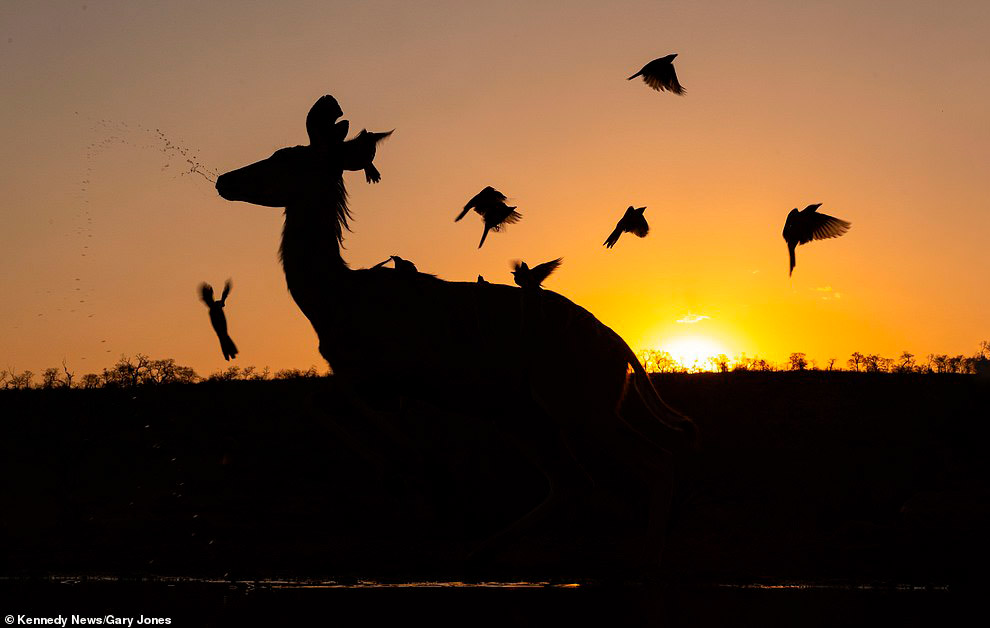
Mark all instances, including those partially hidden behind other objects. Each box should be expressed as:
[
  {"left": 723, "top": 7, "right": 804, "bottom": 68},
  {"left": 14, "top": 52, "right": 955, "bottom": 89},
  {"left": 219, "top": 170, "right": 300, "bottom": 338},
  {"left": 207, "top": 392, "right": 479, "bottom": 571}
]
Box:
[{"left": 626, "top": 349, "right": 699, "bottom": 451}]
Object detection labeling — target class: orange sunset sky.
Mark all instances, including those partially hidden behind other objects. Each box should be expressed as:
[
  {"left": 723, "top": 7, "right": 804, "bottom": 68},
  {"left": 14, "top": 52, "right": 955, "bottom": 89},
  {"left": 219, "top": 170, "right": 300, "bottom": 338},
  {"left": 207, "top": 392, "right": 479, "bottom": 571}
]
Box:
[{"left": 1, "top": 0, "right": 988, "bottom": 377}]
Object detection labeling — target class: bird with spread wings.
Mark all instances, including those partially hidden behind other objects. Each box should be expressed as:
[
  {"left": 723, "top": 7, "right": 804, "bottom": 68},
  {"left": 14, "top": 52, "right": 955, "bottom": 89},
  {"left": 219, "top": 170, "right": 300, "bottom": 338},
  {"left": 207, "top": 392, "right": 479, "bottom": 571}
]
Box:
[
  {"left": 512, "top": 258, "right": 563, "bottom": 289},
  {"left": 628, "top": 54, "right": 685, "bottom": 95},
  {"left": 781, "top": 203, "right": 852, "bottom": 276},
  {"left": 456, "top": 186, "right": 522, "bottom": 248},
  {"left": 604, "top": 205, "right": 649, "bottom": 249},
  {"left": 200, "top": 280, "right": 238, "bottom": 361}
]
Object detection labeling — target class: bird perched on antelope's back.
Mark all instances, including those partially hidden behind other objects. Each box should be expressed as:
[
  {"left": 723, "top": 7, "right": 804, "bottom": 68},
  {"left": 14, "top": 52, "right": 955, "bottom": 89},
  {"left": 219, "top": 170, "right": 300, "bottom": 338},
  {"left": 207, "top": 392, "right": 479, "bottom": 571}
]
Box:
[
  {"left": 782, "top": 203, "right": 852, "bottom": 276},
  {"left": 512, "top": 258, "right": 562, "bottom": 289},
  {"left": 628, "top": 54, "right": 685, "bottom": 95},
  {"left": 604, "top": 205, "right": 649, "bottom": 249},
  {"left": 341, "top": 129, "right": 393, "bottom": 183},
  {"left": 200, "top": 280, "right": 238, "bottom": 361},
  {"left": 372, "top": 254, "right": 419, "bottom": 274},
  {"left": 457, "top": 186, "right": 522, "bottom": 248}
]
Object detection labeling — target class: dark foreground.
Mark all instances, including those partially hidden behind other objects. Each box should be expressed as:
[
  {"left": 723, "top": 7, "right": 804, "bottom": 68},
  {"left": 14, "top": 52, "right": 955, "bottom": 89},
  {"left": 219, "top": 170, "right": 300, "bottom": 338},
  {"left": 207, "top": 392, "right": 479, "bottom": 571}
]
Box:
[
  {"left": 1, "top": 372, "right": 988, "bottom": 619},
  {"left": 0, "top": 577, "right": 978, "bottom": 627}
]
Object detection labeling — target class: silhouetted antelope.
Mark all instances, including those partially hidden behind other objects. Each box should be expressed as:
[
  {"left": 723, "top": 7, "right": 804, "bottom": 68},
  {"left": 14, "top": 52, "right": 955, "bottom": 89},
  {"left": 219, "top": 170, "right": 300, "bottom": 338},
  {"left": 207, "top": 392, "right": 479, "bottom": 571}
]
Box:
[
  {"left": 782, "top": 203, "right": 852, "bottom": 276},
  {"left": 628, "top": 54, "right": 685, "bottom": 95},
  {"left": 215, "top": 94, "right": 696, "bottom": 566},
  {"left": 200, "top": 280, "right": 238, "bottom": 360},
  {"left": 604, "top": 206, "right": 649, "bottom": 249}
]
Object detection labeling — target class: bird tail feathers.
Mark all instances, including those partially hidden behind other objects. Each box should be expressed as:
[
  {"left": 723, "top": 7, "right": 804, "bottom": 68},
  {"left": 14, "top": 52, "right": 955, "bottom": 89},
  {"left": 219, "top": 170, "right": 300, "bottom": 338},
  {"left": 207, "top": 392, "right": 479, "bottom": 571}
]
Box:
[{"left": 220, "top": 335, "right": 238, "bottom": 361}]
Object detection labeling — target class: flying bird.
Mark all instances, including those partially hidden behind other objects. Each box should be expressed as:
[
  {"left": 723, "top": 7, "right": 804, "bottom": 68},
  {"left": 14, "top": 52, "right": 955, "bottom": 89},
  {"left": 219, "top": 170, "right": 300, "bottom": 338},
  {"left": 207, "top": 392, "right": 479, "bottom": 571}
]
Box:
[
  {"left": 628, "top": 54, "right": 685, "bottom": 95},
  {"left": 342, "top": 129, "right": 393, "bottom": 183},
  {"left": 456, "top": 186, "right": 507, "bottom": 222},
  {"left": 603, "top": 205, "right": 649, "bottom": 248},
  {"left": 477, "top": 201, "right": 522, "bottom": 248},
  {"left": 200, "top": 280, "right": 238, "bottom": 361},
  {"left": 457, "top": 187, "right": 522, "bottom": 248},
  {"left": 512, "top": 258, "right": 562, "bottom": 289},
  {"left": 781, "top": 203, "right": 852, "bottom": 276}
]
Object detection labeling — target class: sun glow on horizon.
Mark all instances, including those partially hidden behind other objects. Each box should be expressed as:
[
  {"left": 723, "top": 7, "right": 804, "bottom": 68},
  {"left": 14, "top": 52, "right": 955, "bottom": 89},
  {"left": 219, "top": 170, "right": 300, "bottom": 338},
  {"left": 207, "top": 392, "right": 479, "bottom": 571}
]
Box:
[{"left": 644, "top": 335, "right": 730, "bottom": 372}]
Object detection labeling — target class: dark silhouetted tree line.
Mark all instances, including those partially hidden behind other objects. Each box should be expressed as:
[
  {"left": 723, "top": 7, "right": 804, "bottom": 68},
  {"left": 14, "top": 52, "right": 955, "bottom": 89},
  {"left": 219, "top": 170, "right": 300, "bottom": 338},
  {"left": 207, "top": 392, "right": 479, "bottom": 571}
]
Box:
[
  {"left": 639, "top": 341, "right": 990, "bottom": 375},
  {"left": 1, "top": 354, "right": 326, "bottom": 389}
]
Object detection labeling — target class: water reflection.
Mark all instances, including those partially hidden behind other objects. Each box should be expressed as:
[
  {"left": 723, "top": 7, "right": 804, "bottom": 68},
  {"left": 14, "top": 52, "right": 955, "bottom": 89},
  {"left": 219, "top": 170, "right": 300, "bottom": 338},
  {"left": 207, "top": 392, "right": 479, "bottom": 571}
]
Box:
[{"left": 0, "top": 576, "right": 975, "bottom": 627}]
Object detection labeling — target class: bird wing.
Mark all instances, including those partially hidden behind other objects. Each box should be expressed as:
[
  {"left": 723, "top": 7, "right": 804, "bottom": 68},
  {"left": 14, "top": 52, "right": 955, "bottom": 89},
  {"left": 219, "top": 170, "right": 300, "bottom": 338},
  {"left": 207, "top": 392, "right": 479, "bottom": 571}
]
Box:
[
  {"left": 221, "top": 280, "right": 232, "bottom": 304},
  {"left": 489, "top": 206, "right": 521, "bottom": 231},
  {"left": 364, "top": 129, "right": 394, "bottom": 146},
  {"left": 604, "top": 207, "right": 634, "bottom": 248},
  {"left": 458, "top": 186, "right": 505, "bottom": 221},
  {"left": 200, "top": 283, "right": 214, "bottom": 305},
  {"left": 806, "top": 213, "right": 851, "bottom": 243},
  {"left": 530, "top": 258, "right": 562, "bottom": 286},
  {"left": 603, "top": 224, "right": 623, "bottom": 248},
  {"left": 641, "top": 61, "right": 685, "bottom": 94}
]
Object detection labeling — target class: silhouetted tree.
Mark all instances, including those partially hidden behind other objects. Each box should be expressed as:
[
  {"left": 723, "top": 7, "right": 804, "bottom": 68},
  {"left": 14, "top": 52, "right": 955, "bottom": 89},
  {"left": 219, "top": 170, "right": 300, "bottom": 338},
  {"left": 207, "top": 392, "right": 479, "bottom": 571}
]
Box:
[
  {"left": 80, "top": 373, "right": 101, "bottom": 389},
  {"left": 273, "top": 366, "right": 322, "bottom": 379},
  {"left": 146, "top": 358, "right": 197, "bottom": 384},
  {"left": 898, "top": 351, "right": 916, "bottom": 373},
  {"left": 825, "top": 358, "right": 837, "bottom": 371},
  {"left": 40, "top": 368, "right": 61, "bottom": 389},
  {"left": 244, "top": 366, "right": 270, "bottom": 380},
  {"left": 788, "top": 352, "right": 808, "bottom": 371},
  {"left": 101, "top": 354, "right": 197, "bottom": 387},
  {"left": 640, "top": 350, "right": 680, "bottom": 374},
  {"left": 731, "top": 354, "right": 751, "bottom": 371},
  {"left": 7, "top": 370, "right": 34, "bottom": 389},
  {"left": 208, "top": 366, "right": 243, "bottom": 381},
  {"left": 752, "top": 357, "right": 776, "bottom": 372},
  {"left": 929, "top": 354, "right": 949, "bottom": 374},
  {"left": 208, "top": 364, "right": 272, "bottom": 381},
  {"left": 705, "top": 354, "right": 730, "bottom": 373},
  {"left": 848, "top": 352, "right": 864, "bottom": 372}
]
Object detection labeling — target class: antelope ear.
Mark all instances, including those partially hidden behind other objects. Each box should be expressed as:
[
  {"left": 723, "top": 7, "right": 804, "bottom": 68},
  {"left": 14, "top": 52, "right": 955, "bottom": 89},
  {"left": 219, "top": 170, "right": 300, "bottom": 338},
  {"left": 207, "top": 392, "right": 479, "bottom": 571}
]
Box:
[{"left": 306, "top": 95, "right": 344, "bottom": 146}]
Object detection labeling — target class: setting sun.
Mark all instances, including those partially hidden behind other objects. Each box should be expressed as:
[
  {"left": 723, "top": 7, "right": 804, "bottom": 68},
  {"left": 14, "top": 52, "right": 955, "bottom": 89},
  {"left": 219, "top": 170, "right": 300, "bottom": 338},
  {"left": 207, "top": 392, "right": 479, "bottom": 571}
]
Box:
[{"left": 660, "top": 335, "right": 728, "bottom": 372}]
